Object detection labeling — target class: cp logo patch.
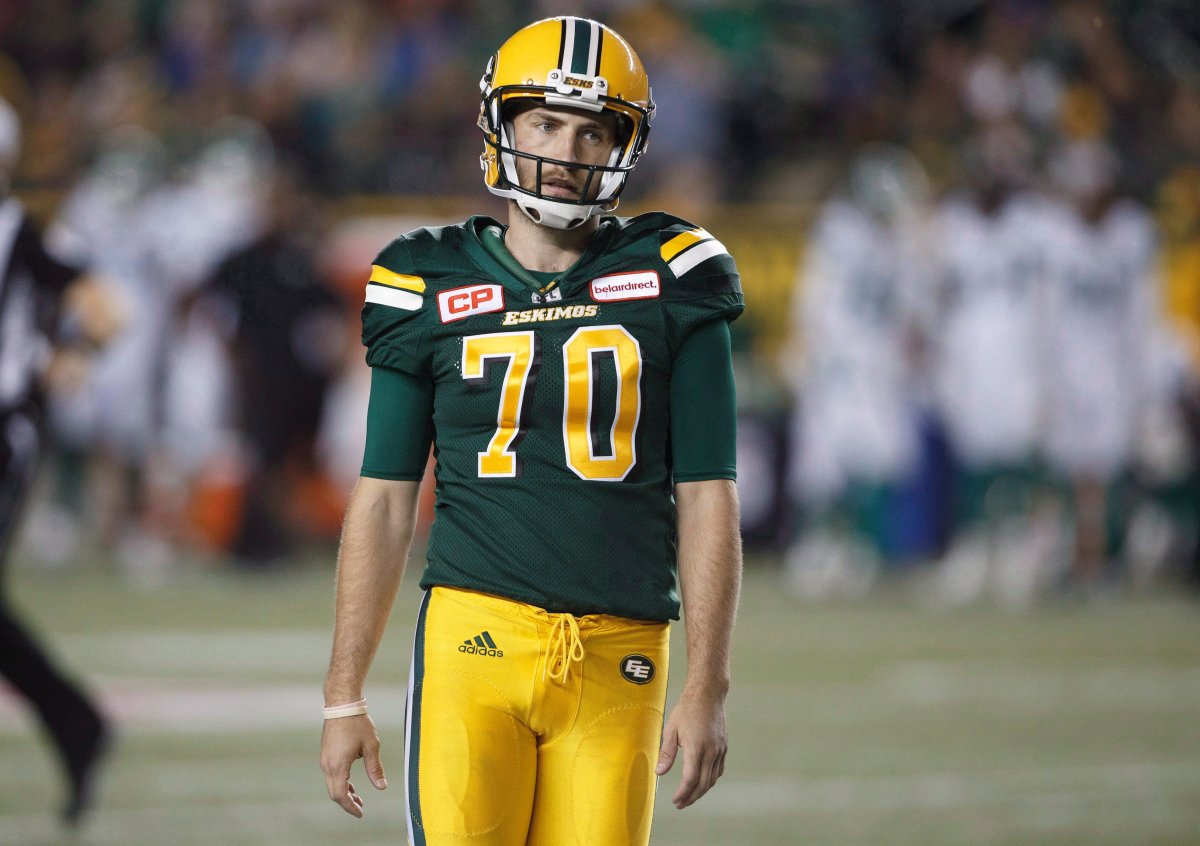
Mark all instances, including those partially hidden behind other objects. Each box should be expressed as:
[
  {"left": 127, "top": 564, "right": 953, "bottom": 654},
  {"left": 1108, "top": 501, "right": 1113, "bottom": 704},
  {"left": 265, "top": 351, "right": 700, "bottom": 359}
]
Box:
[
  {"left": 437, "top": 283, "right": 504, "bottom": 323},
  {"left": 620, "top": 654, "right": 655, "bottom": 685}
]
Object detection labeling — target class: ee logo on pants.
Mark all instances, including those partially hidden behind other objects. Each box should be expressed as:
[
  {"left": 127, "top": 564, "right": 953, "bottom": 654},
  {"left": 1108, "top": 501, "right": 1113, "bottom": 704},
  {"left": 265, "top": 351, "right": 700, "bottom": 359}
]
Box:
[{"left": 620, "top": 654, "right": 655, "bottom": 685}]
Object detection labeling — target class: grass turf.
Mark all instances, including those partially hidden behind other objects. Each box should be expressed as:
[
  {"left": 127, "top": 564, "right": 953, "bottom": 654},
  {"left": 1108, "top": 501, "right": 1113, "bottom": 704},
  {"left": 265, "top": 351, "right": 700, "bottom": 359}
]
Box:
[{"left": 2, "top": 554, "right": 1198, "bottom": 845}]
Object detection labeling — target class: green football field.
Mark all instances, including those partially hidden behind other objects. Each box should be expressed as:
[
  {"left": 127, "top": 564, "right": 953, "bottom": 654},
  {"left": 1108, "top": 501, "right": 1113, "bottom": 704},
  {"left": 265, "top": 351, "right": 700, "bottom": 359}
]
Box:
[{"left": 2, "top": 554, "right": 1198, "bottom": 846}]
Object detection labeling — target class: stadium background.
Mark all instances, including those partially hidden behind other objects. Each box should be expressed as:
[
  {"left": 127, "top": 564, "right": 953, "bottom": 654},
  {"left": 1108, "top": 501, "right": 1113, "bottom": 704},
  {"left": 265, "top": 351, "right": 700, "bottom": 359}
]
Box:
[{"left": 1, "top": 1, "right": 1199, "bottom": 844}]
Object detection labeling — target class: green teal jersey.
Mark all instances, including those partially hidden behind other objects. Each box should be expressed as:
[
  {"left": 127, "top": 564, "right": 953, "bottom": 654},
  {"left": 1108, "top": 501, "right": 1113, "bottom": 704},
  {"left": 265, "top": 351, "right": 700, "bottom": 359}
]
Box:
[{"left": 361, "top": 213, "right": 743, "bottom": 621}]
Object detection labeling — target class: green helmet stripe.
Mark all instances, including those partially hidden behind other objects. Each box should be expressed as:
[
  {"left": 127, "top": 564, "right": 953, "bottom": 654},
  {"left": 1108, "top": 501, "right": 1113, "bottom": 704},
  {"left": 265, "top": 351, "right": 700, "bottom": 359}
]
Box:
[{"left": 569, "top": 18, "right": 592, "bottom": 75}]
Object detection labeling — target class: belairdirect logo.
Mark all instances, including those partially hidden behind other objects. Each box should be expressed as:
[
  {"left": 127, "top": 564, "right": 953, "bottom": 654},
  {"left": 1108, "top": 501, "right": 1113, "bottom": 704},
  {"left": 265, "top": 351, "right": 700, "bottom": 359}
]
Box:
[{"left": 460, "top": 631, "right": 504, "bottom": 658}]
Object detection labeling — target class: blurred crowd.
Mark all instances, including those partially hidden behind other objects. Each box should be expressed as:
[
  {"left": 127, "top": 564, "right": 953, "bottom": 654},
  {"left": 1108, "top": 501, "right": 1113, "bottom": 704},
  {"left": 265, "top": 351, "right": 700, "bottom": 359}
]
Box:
[{"left": 0, "top": 0, "right": 1197, "bottom": 600}]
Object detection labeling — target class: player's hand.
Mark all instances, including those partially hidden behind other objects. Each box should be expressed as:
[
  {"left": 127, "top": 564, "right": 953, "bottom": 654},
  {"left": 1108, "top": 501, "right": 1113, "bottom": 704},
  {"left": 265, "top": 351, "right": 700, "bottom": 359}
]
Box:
[
  {"left": 320, "top": 715, "right": 387, "bottom": 817},
  {"left": 64, "top": 275, "right": 126, "bottom": 347},
  {"left": 655, "top": 689, "right": 728, "bottom": 809}
]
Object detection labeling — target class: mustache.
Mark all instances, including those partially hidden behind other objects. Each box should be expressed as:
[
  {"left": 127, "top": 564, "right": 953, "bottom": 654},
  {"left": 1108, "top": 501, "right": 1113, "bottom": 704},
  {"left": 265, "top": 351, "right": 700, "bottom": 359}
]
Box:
[
  {"left": 538, "top": 167, "right": 602, "bottom": 198},
  {"left": 541, "top": 168, "right": 582, "bottom": 186}
]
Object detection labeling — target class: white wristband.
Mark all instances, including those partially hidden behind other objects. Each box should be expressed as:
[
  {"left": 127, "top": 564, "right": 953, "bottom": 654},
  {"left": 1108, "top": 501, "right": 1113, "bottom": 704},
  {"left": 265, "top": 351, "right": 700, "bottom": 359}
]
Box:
[{"left": 323, "top": 699, "right": 368, "bottom": 720}]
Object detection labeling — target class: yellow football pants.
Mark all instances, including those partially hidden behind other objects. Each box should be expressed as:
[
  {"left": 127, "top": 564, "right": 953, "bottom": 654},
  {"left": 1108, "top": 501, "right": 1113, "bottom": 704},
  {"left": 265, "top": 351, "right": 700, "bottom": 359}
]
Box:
[{"left": 404, "top": 586, "right": 670, "bottom": 846}]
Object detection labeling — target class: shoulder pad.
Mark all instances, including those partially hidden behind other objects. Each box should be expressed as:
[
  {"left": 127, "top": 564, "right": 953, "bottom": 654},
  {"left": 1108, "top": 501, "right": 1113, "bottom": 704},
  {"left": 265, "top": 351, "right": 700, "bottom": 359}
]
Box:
[
  {"left": 608, "top": 214, "right": 744, "bottom": 331},
  {"left": 365, "top": 233, "right": 425, "bottom": 314},
  {"left": 656, "top": 216, "right": 738, "bottom": 280},
  {"left": 372, "top": 223, "right": 473, "bottom": 276},
  {"left": 651, "top": 215, "right": 741, "bottom": 302},
  {"left": 363, "top": 223, "right": 479, "bottom": 311},
  {"left": 360, "top": 227, "right": 451, "bottom": 372}
]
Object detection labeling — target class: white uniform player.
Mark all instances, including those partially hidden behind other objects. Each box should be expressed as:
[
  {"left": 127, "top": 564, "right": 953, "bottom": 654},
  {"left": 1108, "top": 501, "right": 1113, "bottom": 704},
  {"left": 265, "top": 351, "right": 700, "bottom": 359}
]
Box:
[
  {"left": 145, "top": 122, "right": 271, "bottom": 478},
  {"left": 790, "top": 197, "right": 924, "bottom": 503},
  {"left": 1042, "top": 198, "right": 1157, "bottom": 479},
  {"left": 928, "top": 190, "right": 1060, "bottom": 606},
  {"left": 1040, "top": 140, "right": 1162, "bottom": 590},
  {"left": 784, "top": 146, "right": 931, "bottom": 597},
  {"left": 47, "top": 129, "right": 168, "bottom": 463},
  {"left": 932, "top": 192, "right": 1050, "bottom": 470}
]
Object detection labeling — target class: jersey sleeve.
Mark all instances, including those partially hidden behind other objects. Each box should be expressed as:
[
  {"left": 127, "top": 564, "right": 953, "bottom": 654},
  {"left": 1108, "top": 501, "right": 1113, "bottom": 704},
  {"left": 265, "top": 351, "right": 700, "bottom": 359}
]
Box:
[
  {"left": 361, "top": 365, "right": 434, "bottom": 480},
  {"left": 670, "top": 318, "right": 737, "bottom": 481},
  {"left": 656, "top": 216, "right": 745, "bottom": 353},
  {"left": 360, "top": 235, "right": 432, "bottom": 375}
]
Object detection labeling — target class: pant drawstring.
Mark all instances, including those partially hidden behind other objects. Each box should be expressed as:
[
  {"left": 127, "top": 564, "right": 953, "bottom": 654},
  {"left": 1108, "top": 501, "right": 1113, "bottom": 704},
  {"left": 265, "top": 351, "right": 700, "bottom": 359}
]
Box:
[{"left": 546, "top": 613, "right": 585, "bottom": 685}]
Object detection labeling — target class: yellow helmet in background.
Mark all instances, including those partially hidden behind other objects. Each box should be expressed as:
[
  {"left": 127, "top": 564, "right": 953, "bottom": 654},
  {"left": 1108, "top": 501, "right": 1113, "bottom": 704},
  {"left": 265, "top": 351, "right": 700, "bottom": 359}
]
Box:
[{"left": 479, "top": 16, "right": 655, "bottom": 230}]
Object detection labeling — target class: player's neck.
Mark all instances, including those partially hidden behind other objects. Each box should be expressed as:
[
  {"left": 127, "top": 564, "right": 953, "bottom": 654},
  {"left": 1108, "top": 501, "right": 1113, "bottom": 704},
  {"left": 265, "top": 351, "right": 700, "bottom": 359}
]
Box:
[{"left": 504, "top": 203, "right": 598, "bottom": 273}]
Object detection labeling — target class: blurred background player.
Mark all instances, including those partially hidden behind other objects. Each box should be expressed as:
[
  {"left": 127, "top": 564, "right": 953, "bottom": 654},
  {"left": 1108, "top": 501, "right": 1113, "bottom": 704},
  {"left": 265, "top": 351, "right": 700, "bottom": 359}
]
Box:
[
  {"left": 1040, "top": 139, "right": 1167, "bottom": 595},
  {"left": 927, "top": 125, "right": 1061, "bottom": 607},
  {"left": 41, "top": 126, "right": 168, "bottom": 570},
  {"left": 0, "top": 95, "right": 117, "bottom": 826},
  {"left": 783, "top": 143, "right": 933, "bottom": 599},
  {"left": 38, "top": 118, "right": 283, "bottom": 575},
  {"left": 201, "top": 155, "right": 344, "bottom": 566}
]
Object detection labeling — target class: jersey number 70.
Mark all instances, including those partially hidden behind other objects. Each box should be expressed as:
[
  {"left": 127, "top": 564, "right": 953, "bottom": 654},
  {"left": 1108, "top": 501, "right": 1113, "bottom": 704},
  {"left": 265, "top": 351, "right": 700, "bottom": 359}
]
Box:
[{"left": 461, "top": 326, "right": 642, "bottom": 481}]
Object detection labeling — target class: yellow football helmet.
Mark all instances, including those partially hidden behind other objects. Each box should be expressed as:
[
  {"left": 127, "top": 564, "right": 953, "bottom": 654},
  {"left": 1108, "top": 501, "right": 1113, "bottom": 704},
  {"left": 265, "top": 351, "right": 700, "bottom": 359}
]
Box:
[{"left": 479, "top": 16, "right": 655, "bottom": 229}]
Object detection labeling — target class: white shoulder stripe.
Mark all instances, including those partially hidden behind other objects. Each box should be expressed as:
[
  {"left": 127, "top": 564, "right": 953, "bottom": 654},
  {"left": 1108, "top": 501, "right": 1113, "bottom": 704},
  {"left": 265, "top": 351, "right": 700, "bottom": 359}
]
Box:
[
  {"left": 668, "top": 239, "right": 729, "bottom": 277},
  {"left": 365, "top": 284, "right": 422, "bottom": 311}
]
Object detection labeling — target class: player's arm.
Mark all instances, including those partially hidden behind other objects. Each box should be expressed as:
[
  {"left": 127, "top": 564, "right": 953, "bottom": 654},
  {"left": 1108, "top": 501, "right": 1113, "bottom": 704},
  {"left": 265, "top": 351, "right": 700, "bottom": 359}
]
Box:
[
  {"left": 656, "top": 316, "right": 743, "bottom": 809},
  {"left": 321, "top": 365, "right": 432, "bottom": 818},
  {"left": 22, "top": 215, "right": 124, "bottom": 355},
  {"left": 321, "top": 476, "right": 419, "bottom": 817},
  {"left": 659, "top": 478, "right": 742, "bottom": 808}
]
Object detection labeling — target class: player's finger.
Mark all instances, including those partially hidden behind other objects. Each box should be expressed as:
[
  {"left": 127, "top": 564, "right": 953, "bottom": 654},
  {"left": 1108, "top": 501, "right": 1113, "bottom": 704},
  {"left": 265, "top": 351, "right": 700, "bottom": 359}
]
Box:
[
  {"left": 325, "top": 759, "right": 364, "bottom": 818},
  {"left": 702, "top": 747, "right": 725, "bottom": 796},
  {"left": 655, "top": 725, "right": 679, "bottom": 776},
  {"left": 323, "top": 759, "right": 351, "bottom": 804},
  {"left": 363, "top": 742, "right": 388, "bottom": 790},
  {"left": 675, "top": 741, "right": 724, "bottom": 808},
  {"left": 672, "top": 743, "right": 703, "bottom": 808},
  {"left": 342, "top": 781, "right": 365, "bottom": 818}
]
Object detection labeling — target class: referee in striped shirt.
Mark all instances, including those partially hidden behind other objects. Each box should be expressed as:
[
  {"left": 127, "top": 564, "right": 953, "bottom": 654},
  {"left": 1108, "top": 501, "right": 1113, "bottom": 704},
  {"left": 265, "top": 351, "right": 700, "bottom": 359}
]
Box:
[{"left": 0, "top": 95, "right": 120, "bottom": 826}]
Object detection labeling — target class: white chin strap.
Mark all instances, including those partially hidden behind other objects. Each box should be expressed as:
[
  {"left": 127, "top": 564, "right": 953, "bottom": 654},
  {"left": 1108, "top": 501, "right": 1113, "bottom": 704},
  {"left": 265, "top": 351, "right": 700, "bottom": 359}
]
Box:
[
  {"left": 486, "top": 121, "right": 625, "bottom": 230},
  {"left": 514, "top": 193, "right": 602, "bottom": 230}
]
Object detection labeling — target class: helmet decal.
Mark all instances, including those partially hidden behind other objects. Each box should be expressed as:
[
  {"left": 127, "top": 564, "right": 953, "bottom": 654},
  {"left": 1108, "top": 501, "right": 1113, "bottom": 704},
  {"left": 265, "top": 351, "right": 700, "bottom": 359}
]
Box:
[{"left": 558, "top": 17, "right": 602, "bottom": 78}]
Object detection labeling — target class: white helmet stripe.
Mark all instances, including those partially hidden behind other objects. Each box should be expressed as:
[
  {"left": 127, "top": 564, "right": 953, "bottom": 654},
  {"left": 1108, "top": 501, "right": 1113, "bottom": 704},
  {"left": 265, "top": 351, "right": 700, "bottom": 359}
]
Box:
[
  {"left": 560, "top": 17, "right": 575, "bottom": 73},
  {"left": 587, "top": 20, "right": 601, "bottom": 76}
]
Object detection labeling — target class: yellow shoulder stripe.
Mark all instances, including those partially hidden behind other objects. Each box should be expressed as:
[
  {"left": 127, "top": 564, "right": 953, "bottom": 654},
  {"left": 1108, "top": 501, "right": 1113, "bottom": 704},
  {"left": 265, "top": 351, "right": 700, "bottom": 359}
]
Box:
[
  {"left": 369, "top": 264, "right": 426, "bottom": 293},
  {"left": 660, "top": 228, "right": 712, "bottom": 263}
]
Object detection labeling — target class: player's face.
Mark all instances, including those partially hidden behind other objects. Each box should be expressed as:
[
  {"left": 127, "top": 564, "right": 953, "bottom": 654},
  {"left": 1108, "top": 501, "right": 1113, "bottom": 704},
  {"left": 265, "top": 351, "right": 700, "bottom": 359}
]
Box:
[{"left": 510, "top": 104, "right": 619, "bottom": 202}]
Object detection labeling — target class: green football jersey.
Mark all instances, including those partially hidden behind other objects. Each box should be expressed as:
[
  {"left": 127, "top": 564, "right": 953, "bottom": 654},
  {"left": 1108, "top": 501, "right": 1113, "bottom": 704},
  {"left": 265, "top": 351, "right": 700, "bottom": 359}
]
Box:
[{"left": 361, "top": 213, "right": 743, "bottom": 621}]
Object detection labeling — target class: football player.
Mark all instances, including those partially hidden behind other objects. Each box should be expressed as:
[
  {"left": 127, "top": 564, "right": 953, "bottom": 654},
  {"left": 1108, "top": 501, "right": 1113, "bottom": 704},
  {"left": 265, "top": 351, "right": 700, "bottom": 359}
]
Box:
[
  {"left": 319, "top": 17, "right": 744, "bottom": 846},
  {"left": 1041, "top": 140, "right": 1161, "bottom": 591},
  {"left": 928, "top": 127, "right": 1061, "bottom": 607},
  {"left": 783, "top": 143, "right": 931, "bottom": 599}
]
